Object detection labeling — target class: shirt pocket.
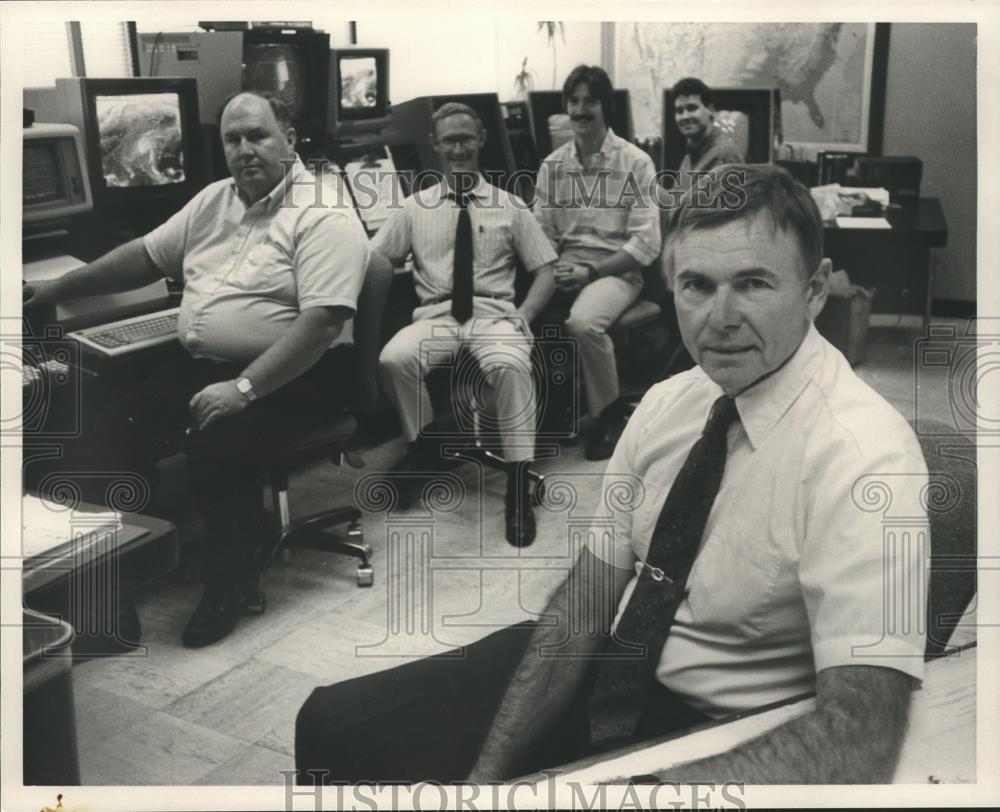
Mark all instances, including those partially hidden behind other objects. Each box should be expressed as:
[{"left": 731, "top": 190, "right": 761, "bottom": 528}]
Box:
[
  {"left": 686, "top": 520, "right": 783, "bottom": 637},
  {"left": 473, "top": 216, "right": 512, "bottom": 271},
  {"left": 232, "top": 237, "right": 289, "bottom": 292}
]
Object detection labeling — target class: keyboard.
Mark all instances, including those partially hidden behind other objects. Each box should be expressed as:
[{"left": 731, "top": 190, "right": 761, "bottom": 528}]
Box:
[{"left": 68, "top": 307, "right": 180, "bottom": 358}]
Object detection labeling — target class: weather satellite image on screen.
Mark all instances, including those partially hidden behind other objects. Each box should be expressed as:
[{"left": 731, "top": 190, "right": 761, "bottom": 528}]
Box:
[
  {"left": 244, "top": 44, "right": 306, "bottom": 120},
  {"left": 96, "top": 93, "right": 185, "bottom": 187},
  {"left": 340, "top": 57, "right": 377, "bottom": 109}
]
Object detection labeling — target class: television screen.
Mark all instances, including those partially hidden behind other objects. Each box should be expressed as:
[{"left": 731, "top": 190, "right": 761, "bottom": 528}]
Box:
[
  {"left": 23, "top": 145, "right": 64, "bottom": 205},
  {"left": 95, "top": 92, "right": 186, "bottom": 188},
  {"left": 243, "top": 43, "right": 307, "bottom": 120},
  {"left": 340, "top": 56, "right": 378, "bottom": 110}
]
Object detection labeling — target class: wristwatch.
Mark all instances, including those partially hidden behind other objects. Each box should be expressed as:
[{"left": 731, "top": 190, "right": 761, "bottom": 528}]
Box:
[
  {"left": 234, "top": 377, "right": 257, "bottom": 402},
  {"left": 586, "top": 265, "right": 600, "bottom": 283}
]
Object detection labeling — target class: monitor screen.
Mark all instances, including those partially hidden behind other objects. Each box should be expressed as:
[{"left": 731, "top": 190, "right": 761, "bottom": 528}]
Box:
[
  {"left": 23, "top": 144, "right": 65, "bottom": 205},
  {"left": 243, "top": 42, "right": 308, "bottom": 121},
  {"left": 95, "top": 92, "right": 186, "bottom": 188},
  {"left": 339, "top": 55, "right": 378, "bottom": 111},
  {"left": 22, "top": 123, "right": 93, "bottom": 224},
  {"left": 329, "top": 48, "right": 389, "bottom": 137}
]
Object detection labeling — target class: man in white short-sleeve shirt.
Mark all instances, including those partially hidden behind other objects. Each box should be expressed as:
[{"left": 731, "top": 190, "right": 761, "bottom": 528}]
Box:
[
  {"left": 24, "top": 92, "right": 371, "bottom": 648},
  {"left": 372, "top": 102, "right": 557, "bottom": 548},
  {"left": 467, "top": 164, "right": 928, "bottom": 783}
]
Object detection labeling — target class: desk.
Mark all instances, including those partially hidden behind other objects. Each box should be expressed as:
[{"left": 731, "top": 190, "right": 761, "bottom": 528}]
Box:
[
  {"left": 824, "top": 197, "right": 948, "bottom": 322},
  {"left": 540, "top": 644, "right": 975, "bottom": 785},
  {"left": 23, "top": 497, "right": 178, "bottom": 657}
]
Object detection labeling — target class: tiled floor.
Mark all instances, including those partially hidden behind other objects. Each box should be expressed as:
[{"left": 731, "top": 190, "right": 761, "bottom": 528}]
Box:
[{"left": 63, "top": 319, "right": 965, "bottom": 784}]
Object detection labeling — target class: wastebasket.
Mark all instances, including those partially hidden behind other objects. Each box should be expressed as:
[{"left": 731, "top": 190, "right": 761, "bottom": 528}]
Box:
[{"left": 23, "top": 608, "right": 80, "bottom": 785}]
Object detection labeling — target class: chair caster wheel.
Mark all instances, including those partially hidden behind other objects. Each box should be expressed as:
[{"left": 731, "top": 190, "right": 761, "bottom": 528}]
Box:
[
  {"left": 243, "top": 590, "right": 266, "bottom": 615},
  {"left": 357, "top": 566, "right": 374, "bottom": 587}
]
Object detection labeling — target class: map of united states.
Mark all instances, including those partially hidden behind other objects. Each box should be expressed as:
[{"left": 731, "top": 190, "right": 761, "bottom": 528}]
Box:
[{"left": 620, "top": 22, "right": 870, "bottom": 148}]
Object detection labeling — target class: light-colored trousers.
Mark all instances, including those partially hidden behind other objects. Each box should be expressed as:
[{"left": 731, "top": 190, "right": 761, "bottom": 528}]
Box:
[
  {"left": 379, "top": 299, "right": 536, "bottom": 462},
  {"left": 563, "top": 270, "right": 644, "bottom": 418}
]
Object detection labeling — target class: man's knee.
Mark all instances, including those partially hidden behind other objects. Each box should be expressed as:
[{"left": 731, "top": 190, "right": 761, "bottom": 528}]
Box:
[{"left": 564, "top": 309, "right": 604, "bottom": 339}]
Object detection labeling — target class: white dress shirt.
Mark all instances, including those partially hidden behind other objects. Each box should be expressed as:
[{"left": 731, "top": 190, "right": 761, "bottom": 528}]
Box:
[{"left": 587, "top": 326, "right": 929, "bottom": 717}]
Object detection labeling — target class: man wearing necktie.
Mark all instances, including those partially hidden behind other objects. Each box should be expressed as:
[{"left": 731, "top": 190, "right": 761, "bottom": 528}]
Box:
[
  {"left": 373, "top": 103, "right": 557, "bottom": 546},
  {"left": 467, "top": 164, "right": 929, "bottom": 783}
]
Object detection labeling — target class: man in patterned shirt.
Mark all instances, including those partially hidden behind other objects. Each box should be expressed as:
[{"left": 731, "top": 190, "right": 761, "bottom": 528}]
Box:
[
  {"left": 372, "top": 103, "right": 557, "bottom": 547},
  {"left": 673, "top": 77, "right": 745, "bottom": 176},
  {"left": 533, "top": 65, "right": 661, "bottom": 461}
]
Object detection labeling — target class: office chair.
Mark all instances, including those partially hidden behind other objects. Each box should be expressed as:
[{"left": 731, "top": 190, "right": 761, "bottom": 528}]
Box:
[
  {"left": 243, "top": 259, "right": 394, "bottom": 613},
  {"left": 431, "top": 344, "right": 548, "bottom": 505},
  {"left": 909, "top": 419, "right": 977, "bottom": 658}
]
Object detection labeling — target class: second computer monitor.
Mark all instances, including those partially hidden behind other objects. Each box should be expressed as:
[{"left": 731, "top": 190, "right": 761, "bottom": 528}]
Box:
[
  {"left": 528, "top": 89, "right": 635, "bottom": 159},
  {"left": 26, "top": 77, "right": 204, "bottom": 213},
  {"left": 329, "top": 48, "right": 391, "bottom": 138}
]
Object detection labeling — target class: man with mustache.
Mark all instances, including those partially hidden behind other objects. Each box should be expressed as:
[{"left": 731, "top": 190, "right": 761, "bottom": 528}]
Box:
[
  {"left": 532, "top": 65, "right": 661, "bottom": 461},
  {"left": 23, "top": 92, "right": 371, "bottom": 648},
  {"left": 673, "top": 77, "right": 744, "bottom": 177}
]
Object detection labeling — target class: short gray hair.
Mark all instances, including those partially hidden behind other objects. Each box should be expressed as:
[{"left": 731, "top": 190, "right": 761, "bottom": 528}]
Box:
[{"left": 430, "top": 102, "right": 484, "bottom": 137}]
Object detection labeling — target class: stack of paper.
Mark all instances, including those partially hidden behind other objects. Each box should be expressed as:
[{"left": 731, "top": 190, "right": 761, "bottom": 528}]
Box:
[{"left": 21, "top": 494, "right": 122, "bottom": 560}]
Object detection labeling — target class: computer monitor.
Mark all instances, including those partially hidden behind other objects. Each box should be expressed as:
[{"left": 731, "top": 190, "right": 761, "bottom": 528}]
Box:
[
  {"left": 662, "top": 87, "right": 774, "bottom": 171},
  {"left": 242, "top": 27, "right": 331, "bottom": 150},
  {"left": 528, "top": 89, "right": 635, "bottom": 159},
  {"left": 328, "top": 48, "right": 391, "bottom": 138},
  {"left": 26, "top": 77, "right": 204, "bottom": 213},
  {"left": 22, "top": 123, "right": 93, "bottom": 226}
]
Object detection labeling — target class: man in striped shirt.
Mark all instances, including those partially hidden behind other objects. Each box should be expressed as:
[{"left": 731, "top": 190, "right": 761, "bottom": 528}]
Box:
[
  {"left": 534, "top": 65, "right": 662, "bottom": 461},
  {"left": 372, "top": 103, "right": 557, "bottom": 547}
]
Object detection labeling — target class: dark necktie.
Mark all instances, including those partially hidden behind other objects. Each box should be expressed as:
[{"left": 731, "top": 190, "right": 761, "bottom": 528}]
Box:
[
  {"left": 451, "top": 192, "right": 474, "bottom": 324},
  {"left": 586, "top": 394, "right": 740, "bottom": 749}
]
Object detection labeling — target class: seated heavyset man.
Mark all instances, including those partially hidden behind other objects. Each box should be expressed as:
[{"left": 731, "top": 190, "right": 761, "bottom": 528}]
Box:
[
  {"left": 533, "top": 65, "right": 661, "bottom": 461},
  {"left": 22, "top": 92, "right": 370, "bottom": 648},
  {"left": 296, "top": 164, "right": 928, "bottom": 784},
  {"left": 673, "top": 76, "right": 745, "bottom": 177},
  {"left": 374, "top": 102, "right": 557, "bottom": 547}
]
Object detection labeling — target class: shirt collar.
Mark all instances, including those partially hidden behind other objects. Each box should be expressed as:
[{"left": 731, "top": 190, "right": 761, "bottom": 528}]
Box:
[
  {"left": 686, "top": 127, "right": 718, "bottom": 160},
  {"left": 731, "top": 323, "right": 825, "bottom": 450},
  {"left": 568, "top": 127, "right": 619, "bottom": 166},
  {"left": 439, "top": 175, "right": 493, "bottom": 203}
]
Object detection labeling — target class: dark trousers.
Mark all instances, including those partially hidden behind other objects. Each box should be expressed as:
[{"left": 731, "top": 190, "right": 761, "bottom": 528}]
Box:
[
  {"left": 294, "top": 621, "right": 710, "bottom": 784},
  {"left": 87, "top": 347, "right": 350, "bottom": 590}
]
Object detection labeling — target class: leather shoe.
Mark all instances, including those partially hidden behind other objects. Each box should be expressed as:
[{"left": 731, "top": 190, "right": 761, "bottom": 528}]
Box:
[
  {"left": 584, "top": 401, "right": 630, "bottom": 461},
  {"left": 182, "top": 585, "right": 241, "bottom": 648},
  {"left": 505, "top": 466, "right": 536, "bottom": 547}
]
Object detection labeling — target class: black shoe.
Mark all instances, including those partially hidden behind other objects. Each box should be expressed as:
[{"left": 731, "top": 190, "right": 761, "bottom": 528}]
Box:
[
  {"left": 181, "top": 585, "right": 241, "bottom": 648},
  {"left": 585, "top": 402, "right": 630, "bottom": 462},
  {"left": 505, "top": 465, "right": 536, "bottom": 547}
]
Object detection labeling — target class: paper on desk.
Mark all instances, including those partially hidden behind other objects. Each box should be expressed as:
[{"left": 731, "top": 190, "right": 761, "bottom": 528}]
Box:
[
  {"left": 344, "top": 158, "right": 403, "bottom": 232},
  {"left": 835, "top": 216, "right": 892, "bottom": 229},
  {"left": 22, "top": 253, "right": 86, "bottom": 282},
  {"left": 21, "top": 494, "right": 122, "bottom": 560},
  {"left": 892, "top": 648, "right": 976, "bottom": 783},
  {"left": 556, "top": 647, "right": 975, "bottom": 785},
  {"left": 558, "top": 696, "right": 815, "bottom": 784}
]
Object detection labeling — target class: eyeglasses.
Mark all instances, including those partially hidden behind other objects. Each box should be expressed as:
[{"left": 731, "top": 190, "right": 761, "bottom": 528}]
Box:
[{"left": 437, "top": 135, "right": 480, "bottom": 149}]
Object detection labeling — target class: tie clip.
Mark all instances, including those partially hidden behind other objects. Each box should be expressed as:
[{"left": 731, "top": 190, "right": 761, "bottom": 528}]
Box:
[{"left": 641, "top": 562, "right": 673, "bottom": 584}]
